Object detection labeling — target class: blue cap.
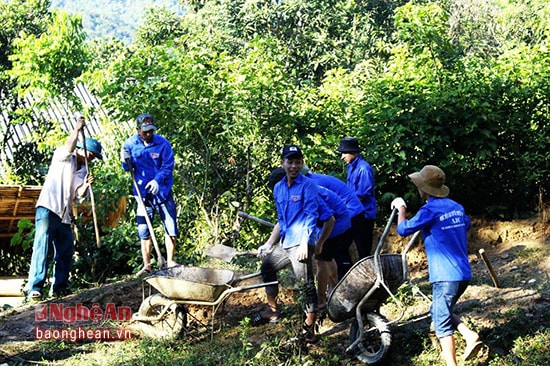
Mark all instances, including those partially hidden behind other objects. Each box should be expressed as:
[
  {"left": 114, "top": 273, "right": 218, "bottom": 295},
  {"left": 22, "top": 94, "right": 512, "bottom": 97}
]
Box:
[{"left": 77, "top": 138, "right": 103, "bottom": 160}]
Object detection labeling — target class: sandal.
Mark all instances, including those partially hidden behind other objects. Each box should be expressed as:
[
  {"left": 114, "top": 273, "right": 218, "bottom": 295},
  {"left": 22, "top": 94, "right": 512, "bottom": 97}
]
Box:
[
  {"left": 136, "top": 266, "right": 152, "bottom": 277},
  {"left": 166, "top": 261, "right": 180, "bottom": 268},
  {"left": 27, "top": 290, "right": 42, "bottom": 301},
  {"left": 251, "top": 312, "right": 280, "bottom": 326},
  {"left": 463, "top": 340, "right": 483, "bottom": 361},
  {"left": 302, "top": 321, "right": 318, "bottom": 344}
]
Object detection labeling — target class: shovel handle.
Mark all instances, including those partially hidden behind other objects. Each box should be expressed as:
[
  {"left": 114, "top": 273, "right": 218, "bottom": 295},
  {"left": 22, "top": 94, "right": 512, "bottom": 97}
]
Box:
[
  {"left": 479, "top": 248, "right": 500, "bottom": 288},
  {"left": 129, "top": 165, "right": 166, "bottom": 268},
  {"left": 238, "top": 211, "right": 275, "bottom": 228},
  {"left": 80, "top": 126, "right": 102, "bottom": 248},
  {"left": 235, "top": 250, "right": 259, "bottom": 257}
]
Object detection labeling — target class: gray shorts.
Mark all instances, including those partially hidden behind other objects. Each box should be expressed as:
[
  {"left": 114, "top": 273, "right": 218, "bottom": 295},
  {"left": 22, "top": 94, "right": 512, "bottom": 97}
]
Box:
[{"left": 260, "top": 244, "right": 317, "bottom": 313}]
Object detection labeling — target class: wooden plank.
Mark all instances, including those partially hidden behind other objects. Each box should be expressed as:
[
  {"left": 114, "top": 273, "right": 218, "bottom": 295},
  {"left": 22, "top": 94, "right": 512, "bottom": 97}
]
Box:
[
  {"left": 0, "top": 276, "right": 26, "bottom": 296},
  {"left": 0, "top": 216, "right": 36, "bottom": 220},
  {"left": 0, "top": 185, "right": 40, "bottom": 237},
  {"left": 0, "top": 198, "right": 37, "bottom": 203}
]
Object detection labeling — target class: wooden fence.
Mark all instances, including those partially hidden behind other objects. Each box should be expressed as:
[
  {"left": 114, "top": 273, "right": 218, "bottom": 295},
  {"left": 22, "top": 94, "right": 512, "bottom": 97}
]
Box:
[
  {"left": 0, "top": 84, "right": 107, "bottom": 162},
  {"left": 0, "top": 84, "right": 111, "bottom": 243}
]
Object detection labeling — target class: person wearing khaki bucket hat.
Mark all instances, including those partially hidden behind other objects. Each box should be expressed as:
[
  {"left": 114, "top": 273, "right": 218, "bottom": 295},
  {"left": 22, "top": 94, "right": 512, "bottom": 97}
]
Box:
[
  {"left": 391, "top": 165, "right": 484, "bottom": 366},
  {"left": 408, "top": 165, "right": 450, "bottom": 197}
]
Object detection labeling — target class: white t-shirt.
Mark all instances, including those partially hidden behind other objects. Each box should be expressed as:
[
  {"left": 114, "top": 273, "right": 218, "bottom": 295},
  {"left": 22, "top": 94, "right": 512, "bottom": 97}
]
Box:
[{"left": 36, "top": 146, "right": 88, "bottom": 224}]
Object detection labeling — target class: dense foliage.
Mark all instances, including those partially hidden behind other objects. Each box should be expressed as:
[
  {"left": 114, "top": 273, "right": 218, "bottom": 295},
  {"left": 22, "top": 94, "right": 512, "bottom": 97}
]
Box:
[{"left": 0, "top": 0, "right": 548, "bottom": 279}]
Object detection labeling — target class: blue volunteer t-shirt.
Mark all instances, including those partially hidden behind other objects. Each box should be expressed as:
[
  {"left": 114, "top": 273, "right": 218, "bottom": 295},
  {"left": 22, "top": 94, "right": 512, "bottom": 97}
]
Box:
[
  {"left": 396, "top": 197, "right": 472, "bottom": 282},
  {"left": 273, "top": 174, "right": 320, "bottom": 249},
  {"left": 317, "top": 186, "right": 351, "bottom": 238},
  {"left": 121, "top": 133, "right": 175, "bottom": 204},
  {"left": 306, "top": 172, "right": 364, "bottom": 218},
  {"left": 346, "top": 155, "right": 376, "bottom": 219}
]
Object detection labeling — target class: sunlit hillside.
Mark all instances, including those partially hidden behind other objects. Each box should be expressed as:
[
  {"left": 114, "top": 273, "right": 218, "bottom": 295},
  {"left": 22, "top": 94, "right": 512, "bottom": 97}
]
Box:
[{"left": 50, "top": 0, "right": 185, "bottom": 43}]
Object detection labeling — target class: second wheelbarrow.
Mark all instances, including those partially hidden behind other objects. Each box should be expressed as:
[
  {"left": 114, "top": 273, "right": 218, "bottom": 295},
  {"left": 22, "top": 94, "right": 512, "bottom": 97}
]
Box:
[
  {"left": 327, "top": 209, "right": 422, "bottom": 364},
  {"left": 132, "top": 265, "right": 277, "bottom": 339}
]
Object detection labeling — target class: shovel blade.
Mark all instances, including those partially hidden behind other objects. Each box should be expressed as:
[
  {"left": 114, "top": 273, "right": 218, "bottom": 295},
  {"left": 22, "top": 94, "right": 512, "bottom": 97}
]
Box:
[
  {"left": 204, "top": 244, "right": 238, "bottom": 262},
  {"left": 204, "top": 244, "right": 257, "bottom": 262}
]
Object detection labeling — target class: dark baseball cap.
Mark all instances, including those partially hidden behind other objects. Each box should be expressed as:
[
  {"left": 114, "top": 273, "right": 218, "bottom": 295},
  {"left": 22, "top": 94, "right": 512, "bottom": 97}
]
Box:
[
  {"left": 281, "top": 145, "right": 303, "bottom": 159},
  {"left": 267, "top": 167, "right": 286, "bottom": 190},
  {"left": 136, "top": 113, "right": 156, "bottom": 131}
]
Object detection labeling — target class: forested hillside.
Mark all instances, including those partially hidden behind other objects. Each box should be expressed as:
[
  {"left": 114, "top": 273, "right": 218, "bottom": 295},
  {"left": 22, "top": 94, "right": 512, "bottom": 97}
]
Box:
[{"left": 50, "top": 0, "right": 184, "bottom": 43}]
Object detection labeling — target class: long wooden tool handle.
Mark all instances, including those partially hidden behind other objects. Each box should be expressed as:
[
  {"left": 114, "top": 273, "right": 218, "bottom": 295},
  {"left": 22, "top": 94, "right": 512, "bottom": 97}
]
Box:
[
  {"left": 80, "top": 128, "right": 102, "bottom": 248},
  {"left": 130, "top": 167, "right": 166, "bottom": 268},
  {"left": 238, "top": 211, "right": 275, "bottom": 228},
  {"left": 479, "top": 248, "right": 500, "bottom": 288}
]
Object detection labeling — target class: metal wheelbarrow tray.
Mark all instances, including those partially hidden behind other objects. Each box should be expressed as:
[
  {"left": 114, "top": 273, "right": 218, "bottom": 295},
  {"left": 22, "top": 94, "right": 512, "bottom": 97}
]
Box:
[
  {"left": 327, "top": 254, "right": 405, "bottom": 323},
  {"left": 325, "top": 209, "right": 422, "bottom": 365},
  {"left": 145, "top": 266, "right": 235, "bottom": 302},
  {"left": 132, "top": 265, "right": 277, "bottom": 339}
]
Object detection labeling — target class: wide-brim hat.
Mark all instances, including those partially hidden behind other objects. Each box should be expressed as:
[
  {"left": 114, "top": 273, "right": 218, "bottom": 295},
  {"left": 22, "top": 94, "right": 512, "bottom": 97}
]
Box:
[
  {"left": 336, "top": 137, "right": 362, "bottom": 153},
  {"left": 409, "top": 165, "right": 449, "bottom": 197}
]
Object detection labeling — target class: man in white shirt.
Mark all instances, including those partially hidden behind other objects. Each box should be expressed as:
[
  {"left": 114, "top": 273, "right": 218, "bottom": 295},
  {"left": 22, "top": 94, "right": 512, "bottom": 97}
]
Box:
[{"left": 26, "top": 116, "right": 103, "bottom": 300}]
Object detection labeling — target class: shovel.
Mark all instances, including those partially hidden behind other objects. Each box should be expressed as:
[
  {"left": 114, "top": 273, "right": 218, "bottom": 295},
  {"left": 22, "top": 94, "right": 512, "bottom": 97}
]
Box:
[
  {"left": 127, "top": 161, "right": 166, "bottom": 269},
  {"left": 79, "top": 117, "right": 101, "bottom": 248},
  {"left": 205, "top": 244, "right": 258, "bottom": 262},
  {"left": 238, "top": 211, "right": 275, "bottom": 228}
]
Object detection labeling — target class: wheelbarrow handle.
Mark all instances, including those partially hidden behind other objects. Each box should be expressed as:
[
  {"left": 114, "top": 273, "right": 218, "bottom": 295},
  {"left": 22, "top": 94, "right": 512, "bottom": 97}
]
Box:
[{"left": 374, "top": 208, "right": 398, "bottom": 258}]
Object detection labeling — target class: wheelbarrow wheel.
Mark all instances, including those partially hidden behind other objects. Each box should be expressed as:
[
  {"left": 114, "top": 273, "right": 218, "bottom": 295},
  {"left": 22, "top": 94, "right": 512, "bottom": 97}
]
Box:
[
  {"left": 138, "top": 293, "right": 186, "bottom": 339},
  {"left": 349, "top": 313, "right": 391, "bottom": 364}
]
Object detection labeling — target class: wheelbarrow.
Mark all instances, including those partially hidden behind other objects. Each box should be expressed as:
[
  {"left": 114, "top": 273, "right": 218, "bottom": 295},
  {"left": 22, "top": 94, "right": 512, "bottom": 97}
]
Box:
[
  {"left": 326, "top": 209, "right": 423, "bottom": 364},
  {"left": 132, "top": 265, "right": 277, "bottom": 339}
]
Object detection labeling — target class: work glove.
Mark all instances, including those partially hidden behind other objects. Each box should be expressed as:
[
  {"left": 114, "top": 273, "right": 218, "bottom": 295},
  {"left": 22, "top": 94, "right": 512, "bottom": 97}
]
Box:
[
  {"left": 121, "top": 147, "right": 131, "bottom": 162},
  {"left": 390, "top": 197, "right": 407, "bottom": 210},
  {"left": 145, "top": 180, "right": 159, "bottom": 195},
  {"left": 257, "top": 243, "right": 272, "bottom": 258}
]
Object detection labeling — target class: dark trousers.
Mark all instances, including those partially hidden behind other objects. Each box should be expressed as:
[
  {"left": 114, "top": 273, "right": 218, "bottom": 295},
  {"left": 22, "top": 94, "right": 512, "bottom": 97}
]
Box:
[{"left": 351, "top": 214, "right": 374, "bottom": 259}]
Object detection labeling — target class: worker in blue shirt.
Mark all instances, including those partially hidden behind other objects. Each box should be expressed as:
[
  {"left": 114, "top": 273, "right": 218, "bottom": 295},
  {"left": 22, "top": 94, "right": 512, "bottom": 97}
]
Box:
[
  {"left": 121, "top": 113, "right": 179, "bottom": 276},
  {"left": 392, "top": 165, "right": 483, "bottom": 366},
  {"left": 337, "top": 137, "right": 376, "bottom": 259},
  {"left": 253, "top": 145, "right": 319, "bottom": 343},
  {"left": 302, "top": 166, "right": 364, "bottom": 221},
  {"left": 269, "top": 167, "right": 354, "bottom": 309},
  {"left": 302, "top": 166, "right": 364, "bottom": 283},
  {"left": 314, "top": 186, "right": 353, "bottom": 308}
]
